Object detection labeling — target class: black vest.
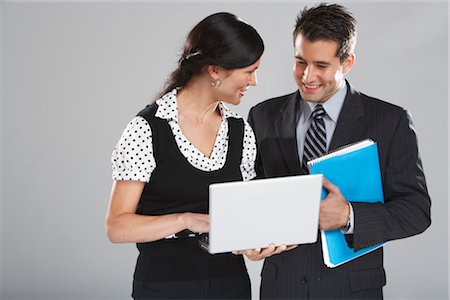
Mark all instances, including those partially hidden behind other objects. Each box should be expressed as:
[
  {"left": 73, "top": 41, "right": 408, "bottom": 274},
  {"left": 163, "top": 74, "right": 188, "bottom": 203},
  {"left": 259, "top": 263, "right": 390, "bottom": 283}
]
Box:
[{"left": 133, "top": 103, "right": 247, "bottom": 282}]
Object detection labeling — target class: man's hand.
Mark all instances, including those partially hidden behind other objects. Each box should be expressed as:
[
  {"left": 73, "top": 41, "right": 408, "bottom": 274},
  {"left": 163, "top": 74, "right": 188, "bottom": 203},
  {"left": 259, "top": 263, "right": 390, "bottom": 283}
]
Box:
[
  {"left": 319, "top": 178, "right": 350, "bottom": 230},
  {"left": 233, "top": 244, "right": 298, "bottom": 261}
]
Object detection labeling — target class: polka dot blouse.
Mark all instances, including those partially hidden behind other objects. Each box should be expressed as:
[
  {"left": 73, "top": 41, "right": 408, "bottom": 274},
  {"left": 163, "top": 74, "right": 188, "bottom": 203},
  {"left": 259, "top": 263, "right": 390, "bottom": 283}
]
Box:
[{"left": 111, "top": 89, "right": 257, "bottom": 182}]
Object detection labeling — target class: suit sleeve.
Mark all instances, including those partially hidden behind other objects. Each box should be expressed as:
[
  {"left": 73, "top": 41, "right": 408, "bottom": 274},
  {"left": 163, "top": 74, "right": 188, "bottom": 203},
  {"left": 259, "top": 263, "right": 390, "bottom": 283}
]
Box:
[
  {"left": 351, "top": 110, "right": 431, "bottom": 251},
  {"left": 247, "top": 107, "right": 266, "bottom": 179}
]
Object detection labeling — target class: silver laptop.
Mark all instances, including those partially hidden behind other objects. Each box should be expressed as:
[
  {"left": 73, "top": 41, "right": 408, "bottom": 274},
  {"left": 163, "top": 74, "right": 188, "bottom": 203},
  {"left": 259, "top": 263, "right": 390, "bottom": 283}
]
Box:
[{"left": 199, "top": 174, "right": 323, "bottom": 254}]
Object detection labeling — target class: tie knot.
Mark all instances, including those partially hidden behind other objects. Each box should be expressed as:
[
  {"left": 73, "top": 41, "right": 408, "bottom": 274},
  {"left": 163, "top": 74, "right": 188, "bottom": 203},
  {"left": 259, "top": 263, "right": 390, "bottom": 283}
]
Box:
[{"left": 312, "top": 105, "right": 326, "bottom": 120}]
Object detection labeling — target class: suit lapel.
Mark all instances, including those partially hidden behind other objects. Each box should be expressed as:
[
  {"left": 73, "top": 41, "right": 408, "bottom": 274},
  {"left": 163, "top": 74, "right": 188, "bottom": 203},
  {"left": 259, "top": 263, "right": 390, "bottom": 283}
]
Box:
[
  {"left": 271, "top": 83, "right": 366, "bottom": 173},
  {"left": 329, "top": 82, "right": 366, "bottom": 151},
  {"left": 274, "top": 92, "right": 302, "bottom": 174}
]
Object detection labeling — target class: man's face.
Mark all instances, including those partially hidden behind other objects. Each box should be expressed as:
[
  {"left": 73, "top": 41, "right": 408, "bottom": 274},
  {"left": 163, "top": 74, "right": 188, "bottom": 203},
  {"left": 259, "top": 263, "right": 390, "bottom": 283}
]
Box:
[{"left": 293, "top": 34, "right": 354, "bottom": 103}]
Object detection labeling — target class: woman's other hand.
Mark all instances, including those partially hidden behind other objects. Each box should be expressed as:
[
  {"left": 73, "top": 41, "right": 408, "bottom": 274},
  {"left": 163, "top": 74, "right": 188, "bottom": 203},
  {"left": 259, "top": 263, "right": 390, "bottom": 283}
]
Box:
[{"left": 180, "top": 212, "right": 209, "bottom": 233}]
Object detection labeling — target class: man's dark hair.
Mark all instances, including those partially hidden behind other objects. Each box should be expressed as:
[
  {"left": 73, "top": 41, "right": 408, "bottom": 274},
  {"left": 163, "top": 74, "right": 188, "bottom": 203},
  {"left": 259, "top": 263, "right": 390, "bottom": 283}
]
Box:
[{"left": 294, "top": 3, "right": 357, "bottom": 63}]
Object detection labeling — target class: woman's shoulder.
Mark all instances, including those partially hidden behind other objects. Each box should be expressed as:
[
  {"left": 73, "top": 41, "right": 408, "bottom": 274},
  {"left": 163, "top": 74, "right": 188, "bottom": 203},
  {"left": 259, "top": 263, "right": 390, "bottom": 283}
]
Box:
[
  {"left": 119, "top": 116, "right": 152, "bottom": 140},
  {"left": 137, "top": 102, "right": 159, "bottom": 120}
]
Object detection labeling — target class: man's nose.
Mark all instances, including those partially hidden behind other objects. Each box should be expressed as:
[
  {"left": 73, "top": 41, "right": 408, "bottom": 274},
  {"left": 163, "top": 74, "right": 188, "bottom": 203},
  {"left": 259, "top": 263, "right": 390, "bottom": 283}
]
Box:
[{"left": 303, "top": 65, "right": 315, "bottom": 82}]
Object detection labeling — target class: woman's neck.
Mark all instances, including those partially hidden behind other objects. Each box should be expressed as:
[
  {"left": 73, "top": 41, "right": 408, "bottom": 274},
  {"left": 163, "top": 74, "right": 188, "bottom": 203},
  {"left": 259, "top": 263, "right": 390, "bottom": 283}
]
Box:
[{"left": 176, "top": 81, "right": 221, "bottom": 124}]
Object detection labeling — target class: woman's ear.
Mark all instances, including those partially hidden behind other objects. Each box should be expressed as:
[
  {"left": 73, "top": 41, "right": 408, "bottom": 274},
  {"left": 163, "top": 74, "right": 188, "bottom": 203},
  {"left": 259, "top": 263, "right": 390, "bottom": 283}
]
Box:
[{"left": 207, "top": 65, "right": 221, "bottom": 81}]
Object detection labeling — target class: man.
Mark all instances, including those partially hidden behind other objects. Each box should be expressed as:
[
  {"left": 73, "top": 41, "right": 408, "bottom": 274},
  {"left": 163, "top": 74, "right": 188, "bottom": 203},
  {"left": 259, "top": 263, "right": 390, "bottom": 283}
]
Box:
[{"left": 246, "top": 3, "right": 431, "bottom": 299}]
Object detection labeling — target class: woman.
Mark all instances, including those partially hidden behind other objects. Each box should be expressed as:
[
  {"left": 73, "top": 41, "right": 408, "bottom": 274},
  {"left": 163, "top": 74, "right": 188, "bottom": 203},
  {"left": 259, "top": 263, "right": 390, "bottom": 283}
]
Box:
[{"left": 106, "top": 12, "right": 263, "bottom": 299}]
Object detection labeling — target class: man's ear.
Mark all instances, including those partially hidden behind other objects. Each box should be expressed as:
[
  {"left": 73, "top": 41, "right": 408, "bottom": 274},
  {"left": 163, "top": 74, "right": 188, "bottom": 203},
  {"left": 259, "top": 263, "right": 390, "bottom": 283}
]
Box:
[{"left": 342, "top": 53, "right": 355, "bottom": 75}]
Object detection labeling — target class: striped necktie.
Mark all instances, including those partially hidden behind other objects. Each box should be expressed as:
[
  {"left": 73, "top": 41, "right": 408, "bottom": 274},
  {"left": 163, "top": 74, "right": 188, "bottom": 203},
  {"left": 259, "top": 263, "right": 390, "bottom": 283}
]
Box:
[{"left": 302, "top": 104, "right": 327, "bottom": 173}]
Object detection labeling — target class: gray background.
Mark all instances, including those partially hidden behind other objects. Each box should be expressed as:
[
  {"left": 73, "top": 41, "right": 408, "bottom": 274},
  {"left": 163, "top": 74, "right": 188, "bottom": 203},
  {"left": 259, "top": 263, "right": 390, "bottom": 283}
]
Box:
[{"left": 0, "top": 1, "right": 448, "bottom": 299}]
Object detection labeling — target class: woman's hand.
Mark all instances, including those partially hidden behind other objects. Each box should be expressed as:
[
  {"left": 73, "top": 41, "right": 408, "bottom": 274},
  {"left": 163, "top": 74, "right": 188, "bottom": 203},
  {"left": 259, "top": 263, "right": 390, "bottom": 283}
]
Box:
[
  {"left": 180, "top": 212, "right": 209, "bottom": 233},
  {"left": 233, "top": 243, "right": 298, "bottom": 261}
]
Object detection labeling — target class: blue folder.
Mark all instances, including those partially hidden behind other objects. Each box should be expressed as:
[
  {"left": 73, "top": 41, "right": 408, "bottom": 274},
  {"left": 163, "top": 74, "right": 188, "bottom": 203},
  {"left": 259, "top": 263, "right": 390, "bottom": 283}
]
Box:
[{"left": 308, "top": 139, "right": 384, "bottom": 268}]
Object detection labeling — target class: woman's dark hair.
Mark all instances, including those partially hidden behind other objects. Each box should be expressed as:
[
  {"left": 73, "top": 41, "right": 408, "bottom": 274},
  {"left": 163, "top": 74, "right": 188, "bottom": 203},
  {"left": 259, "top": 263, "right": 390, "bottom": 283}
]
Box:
[
  {"left": 294, "top": 3, "right": 357, "bottom": 64},
  {"left": 158, "top": 12, "right": 264, "bottom": 98}
]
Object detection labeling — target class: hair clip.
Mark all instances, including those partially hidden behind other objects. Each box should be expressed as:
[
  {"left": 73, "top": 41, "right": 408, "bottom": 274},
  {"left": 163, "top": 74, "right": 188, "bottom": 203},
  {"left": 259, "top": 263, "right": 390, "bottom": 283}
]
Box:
[{"left": 185, "top": 51, "right": 201, "bottom": 60}]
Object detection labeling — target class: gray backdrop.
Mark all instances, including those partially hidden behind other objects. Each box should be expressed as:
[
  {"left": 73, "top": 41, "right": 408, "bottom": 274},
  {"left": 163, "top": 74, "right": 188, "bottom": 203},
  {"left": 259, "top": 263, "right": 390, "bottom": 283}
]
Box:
[{"left": 1, "top": 1, "right": 448, "bottom": 299}]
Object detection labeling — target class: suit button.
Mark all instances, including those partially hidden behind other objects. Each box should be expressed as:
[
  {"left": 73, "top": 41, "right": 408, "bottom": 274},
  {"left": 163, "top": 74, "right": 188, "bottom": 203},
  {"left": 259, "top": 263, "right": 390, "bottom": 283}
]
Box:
[
  {"left": 316, "top": 277, "right": 321, "bottom": 281},
  {"left": 301, "top": 276, "right": 309, "bottom": 284}
]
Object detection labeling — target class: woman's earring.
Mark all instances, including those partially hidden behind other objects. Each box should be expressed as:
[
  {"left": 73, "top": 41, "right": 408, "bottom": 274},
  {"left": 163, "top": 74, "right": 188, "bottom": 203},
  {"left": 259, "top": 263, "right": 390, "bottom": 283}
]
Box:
[{"left": 212, "top": 79, "right": 221, "bottom": 88}]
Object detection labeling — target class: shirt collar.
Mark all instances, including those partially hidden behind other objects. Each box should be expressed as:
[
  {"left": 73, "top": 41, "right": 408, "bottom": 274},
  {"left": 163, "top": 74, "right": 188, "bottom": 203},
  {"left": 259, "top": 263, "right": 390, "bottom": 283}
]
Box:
[
  {"left": 155, "top": 89, "right": 178, "bottom": 120},
  {"left": 155, "top": 89, "right": 241, "bottom": 121},
  {"left": 302, "top": 81, "right": 347, "bottom": 123},
  {"left": 217, "top": 101, "right": 241, "bottom": 119}
]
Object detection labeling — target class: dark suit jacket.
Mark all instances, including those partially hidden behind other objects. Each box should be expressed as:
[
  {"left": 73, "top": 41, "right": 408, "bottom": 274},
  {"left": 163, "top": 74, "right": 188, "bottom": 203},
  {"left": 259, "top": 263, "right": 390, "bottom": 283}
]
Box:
[{"left": 247, "top": 81, "right": 431, "bottom": 299}]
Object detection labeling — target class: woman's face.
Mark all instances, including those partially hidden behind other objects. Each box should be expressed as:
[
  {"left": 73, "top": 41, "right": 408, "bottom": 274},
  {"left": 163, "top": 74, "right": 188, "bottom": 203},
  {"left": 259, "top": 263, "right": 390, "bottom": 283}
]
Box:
[{"left": 217, "top": 59, "right": 261, "bottom": 105}]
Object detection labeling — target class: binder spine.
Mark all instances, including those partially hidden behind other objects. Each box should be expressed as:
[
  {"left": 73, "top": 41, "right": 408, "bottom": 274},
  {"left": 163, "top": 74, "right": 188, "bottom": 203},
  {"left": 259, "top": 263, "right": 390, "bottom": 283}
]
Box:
[{"left": 307, "top": 138, "right": 374, "bottom": 168}]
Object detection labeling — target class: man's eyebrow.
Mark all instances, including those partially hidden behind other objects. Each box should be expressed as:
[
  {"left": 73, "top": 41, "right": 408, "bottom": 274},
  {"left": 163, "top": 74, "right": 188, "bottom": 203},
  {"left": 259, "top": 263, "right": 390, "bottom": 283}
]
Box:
[
  {"left": 315, "top": 61, "right": 331, "bottom": 65},
  {"left": 294, "top": 56, "right": 331, "bottom": 65}
]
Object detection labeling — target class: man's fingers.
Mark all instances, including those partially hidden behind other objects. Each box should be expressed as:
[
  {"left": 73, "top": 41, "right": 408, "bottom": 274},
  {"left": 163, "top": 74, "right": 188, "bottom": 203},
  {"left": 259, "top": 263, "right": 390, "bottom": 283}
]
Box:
[
  {"left": 238, "top": 243, "right": 296, "bottom": 261},
  {"left": 322, "top": 177, "right": 338, "bottom": 194},
  {"left": 273, "top": 245, "right": 287, "bottom": 255},
  {"left": 286, "top": 245, "right": 298, "bottom": 251}
]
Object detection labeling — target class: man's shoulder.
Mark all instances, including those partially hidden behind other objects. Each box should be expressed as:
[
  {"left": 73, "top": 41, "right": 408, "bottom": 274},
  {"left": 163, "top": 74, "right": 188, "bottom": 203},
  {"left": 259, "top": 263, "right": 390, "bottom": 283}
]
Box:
[
  {"left": 357, "top": 91, "right": 406, "bottom": 116},
  {"left": 347, "top": 81, "right": 405, "bottom": 117}
]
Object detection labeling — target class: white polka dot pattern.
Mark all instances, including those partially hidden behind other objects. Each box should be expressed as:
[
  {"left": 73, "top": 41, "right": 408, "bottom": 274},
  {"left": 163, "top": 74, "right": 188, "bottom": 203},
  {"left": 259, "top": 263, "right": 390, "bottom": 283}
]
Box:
[
  {"left": 111, "top": 89, "right": 257, "bottom": 182},
  {"left": 111, "top": 116, "right": 155, "bottom": 182}
]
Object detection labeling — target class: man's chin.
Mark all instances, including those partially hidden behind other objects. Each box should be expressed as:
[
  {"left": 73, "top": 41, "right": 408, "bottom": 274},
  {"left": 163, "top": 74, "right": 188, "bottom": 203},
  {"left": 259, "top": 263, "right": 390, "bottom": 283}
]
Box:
[{"left": 299, "top": 93, "right": 321, "bottom": 103}]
